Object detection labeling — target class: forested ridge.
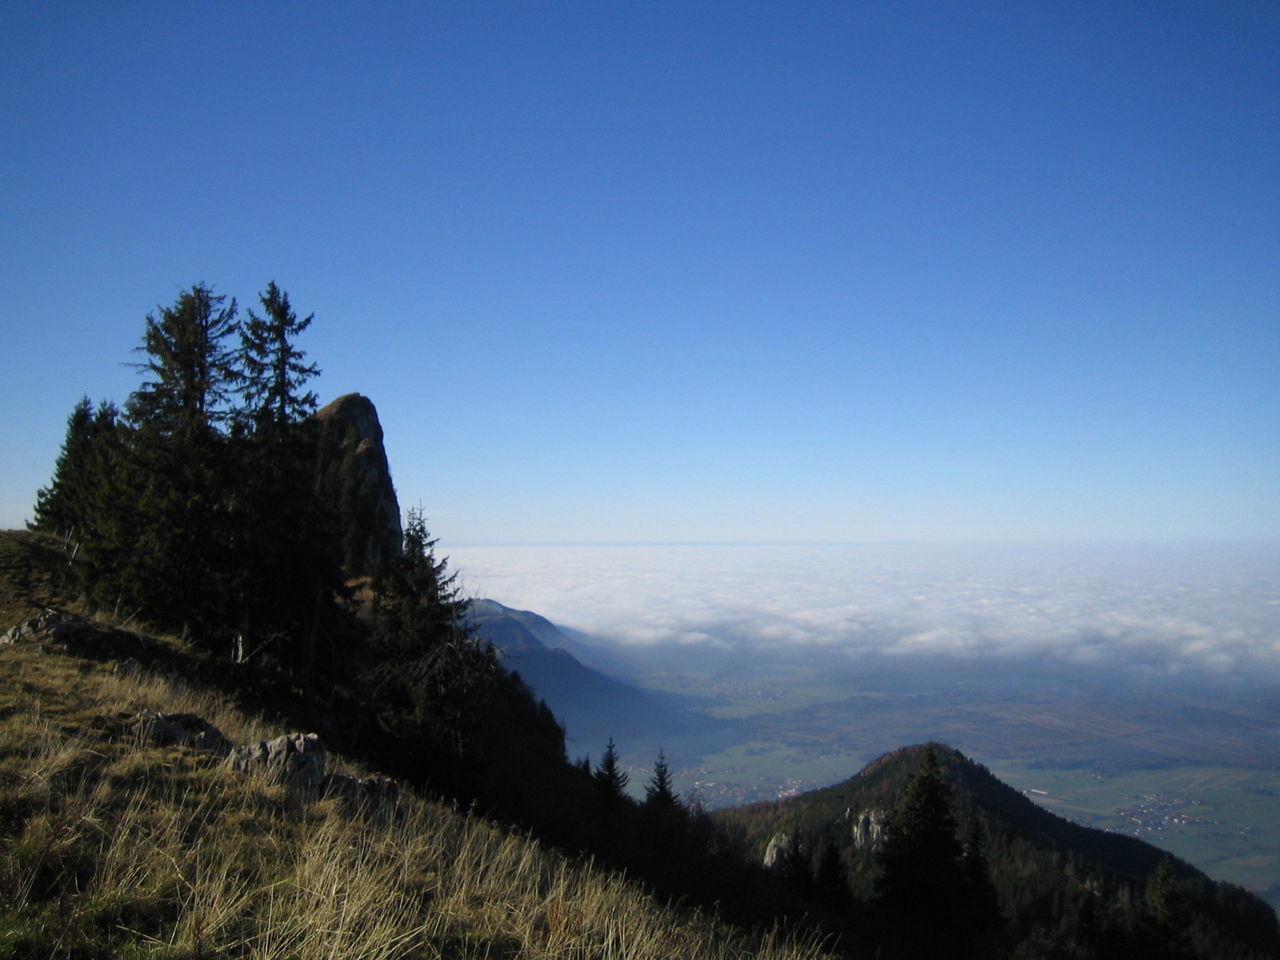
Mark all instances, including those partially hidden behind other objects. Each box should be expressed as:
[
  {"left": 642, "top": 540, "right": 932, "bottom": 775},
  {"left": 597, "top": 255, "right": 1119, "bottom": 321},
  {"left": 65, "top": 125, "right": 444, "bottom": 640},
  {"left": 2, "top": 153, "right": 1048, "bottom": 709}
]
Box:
[{"left": 11, "top": 282, "right": 1278, "bottom": 959}]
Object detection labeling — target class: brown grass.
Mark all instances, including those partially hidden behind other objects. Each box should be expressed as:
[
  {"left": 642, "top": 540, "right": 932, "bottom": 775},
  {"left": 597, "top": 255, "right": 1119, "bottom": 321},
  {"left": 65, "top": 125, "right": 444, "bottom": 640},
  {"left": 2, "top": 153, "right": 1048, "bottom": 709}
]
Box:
[{"left": 0, "top": 603, "right": 836, "bottom": 960}]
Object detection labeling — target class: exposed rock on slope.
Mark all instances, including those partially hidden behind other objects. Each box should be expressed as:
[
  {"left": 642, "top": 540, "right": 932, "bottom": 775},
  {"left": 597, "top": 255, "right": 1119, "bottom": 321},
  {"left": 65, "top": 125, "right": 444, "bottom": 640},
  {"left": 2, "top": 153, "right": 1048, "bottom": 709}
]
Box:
[{"left": 312, "top": 393, "right": 402, "bottom": 577}]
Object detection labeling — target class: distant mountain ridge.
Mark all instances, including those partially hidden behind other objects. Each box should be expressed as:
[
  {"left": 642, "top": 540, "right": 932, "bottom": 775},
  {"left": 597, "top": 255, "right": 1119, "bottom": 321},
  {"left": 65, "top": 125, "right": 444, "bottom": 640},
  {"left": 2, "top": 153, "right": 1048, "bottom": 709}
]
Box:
[{"left": 467, "top": 599, "right": 737, "bottom": 756}]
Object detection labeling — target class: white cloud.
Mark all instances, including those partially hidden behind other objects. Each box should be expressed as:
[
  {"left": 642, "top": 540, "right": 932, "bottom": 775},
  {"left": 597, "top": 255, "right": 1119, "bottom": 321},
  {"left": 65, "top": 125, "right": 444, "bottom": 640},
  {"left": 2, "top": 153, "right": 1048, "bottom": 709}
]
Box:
[{"left": 447, "top": 542, "right": 1280, "bottom": 680}]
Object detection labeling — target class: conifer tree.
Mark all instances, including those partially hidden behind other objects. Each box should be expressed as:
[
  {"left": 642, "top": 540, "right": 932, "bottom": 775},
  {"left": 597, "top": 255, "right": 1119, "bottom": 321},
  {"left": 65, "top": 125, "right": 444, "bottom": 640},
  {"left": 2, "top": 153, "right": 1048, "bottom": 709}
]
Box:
[
  {"left": 33, "top": 398, "right": 129, "bottom": 602},
  {"left": 366, "top": 510, "right": 496, "bottom": 755},
  {"left": 959, "top": 819, "right": 1004, "bottom": 953},
  {"left": 238, "top": 281, "right": 320, "bottom": 433},
  {"left": 228, "top": 283, "right": 337, "bottom": 673},
  {"left": 814, "top": 840, "right": 852, "bottom": 912},
  {"left": 33, "top": 397, "right": 98, "bottom": 538},
  {"left": 123, "top": 284, "right": 241, "bottom": 638},
  {"left": 127, "top": 283, "right": 239, "bottom": 438},
  {"left": 874, "top": 745, "right": 967, "bottom": 958},
  {"left": 1133, "top": 858, "right": 1199, "bottom": 959},
  {"left": 593, "top": 736, "right": 629, "bottom": 802},
  {"left": 644, "top": 749, "right": 679, "bottom": 811}
]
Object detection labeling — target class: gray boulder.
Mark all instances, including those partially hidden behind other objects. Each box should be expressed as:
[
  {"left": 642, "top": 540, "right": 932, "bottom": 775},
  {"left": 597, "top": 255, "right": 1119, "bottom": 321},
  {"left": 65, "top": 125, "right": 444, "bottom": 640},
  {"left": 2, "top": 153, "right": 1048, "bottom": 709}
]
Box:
[
  {"left": 227, "top": 732, "right": 328, "bottom": 791},
  {"left": 133, "top": 710, "right": 233, "bottom": 757},
  {"left": 2, "top": 610, "right": 91, "bottom": 644},
  {"left": 763, "top": 831, "right": 794, "bottom": 870},
  {"left": 322, "top": 772, "right": 401, "bottom": 817}
]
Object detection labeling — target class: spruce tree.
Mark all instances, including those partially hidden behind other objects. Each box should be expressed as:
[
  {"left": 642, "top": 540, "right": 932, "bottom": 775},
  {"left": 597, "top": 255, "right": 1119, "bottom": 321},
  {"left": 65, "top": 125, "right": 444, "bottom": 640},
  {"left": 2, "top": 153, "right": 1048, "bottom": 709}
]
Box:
[
  {"left": 124, "top": 284, "right": 241, "bottom": 639},
  {"left": 593, "top": 736, "right": 629, "bottom": 802},
  {"left": 229, "top": 283, "right": 338, "bottom": 674},
  {"left": 238, "top": 281, "right": 320, "bottom": 433},
  {"left": 365, "top": 509, "right": 496, "bottom": 756},
  {"left": 33, "top": 398, "right": 129, "bottom": 603},
  {"left": 874, "top": 746, "right": 967, "bottom": 958},
  {"left": 33, "top": 397, "right": 97, "bottom": 538},
  {"left": 814, "top": 840, "right": 852, "bottom": 911},
  {"left": 643, "top": 749, "right": 679, "bottom": 811},
  {"left": 127, "top": 283, "right": 240, "bottom": 438}
]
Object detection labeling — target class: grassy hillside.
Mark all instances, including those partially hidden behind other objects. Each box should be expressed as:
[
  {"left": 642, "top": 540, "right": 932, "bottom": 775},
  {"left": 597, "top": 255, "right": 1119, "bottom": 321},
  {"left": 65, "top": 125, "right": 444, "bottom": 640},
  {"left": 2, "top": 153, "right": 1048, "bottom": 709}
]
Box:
[{"left": 0, "top": 531, "right": 834, "bottom": 960}]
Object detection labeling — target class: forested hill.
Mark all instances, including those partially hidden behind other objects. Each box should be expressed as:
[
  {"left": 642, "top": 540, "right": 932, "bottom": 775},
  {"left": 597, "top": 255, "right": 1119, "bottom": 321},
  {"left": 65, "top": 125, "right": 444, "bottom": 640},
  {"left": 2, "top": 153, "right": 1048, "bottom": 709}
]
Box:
[{"left": 715, "top": 743, "right": 1280, "bottom": 959}]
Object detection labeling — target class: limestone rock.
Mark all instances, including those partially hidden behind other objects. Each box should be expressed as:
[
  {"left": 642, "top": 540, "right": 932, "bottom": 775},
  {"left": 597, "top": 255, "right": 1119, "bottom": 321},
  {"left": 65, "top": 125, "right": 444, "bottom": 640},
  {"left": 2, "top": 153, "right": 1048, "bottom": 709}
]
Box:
[
  {"left": 848, "top": 807, "right": 885, "bottom": 850},
  {"left": 312, "top": 393, "right": 402, "bottom": 577},
  {"left": 322, "top": 772, "right": 401, "bottom": 816},
  {"left": 763, "top": 831, "right": 793, "bottom": 870},
  {"left": 227, "top": 732, "right": 327, "bottom": 791},
  {"left": 133, "top": 711, "right": 233, "bottom": 757},
  {"left": 2, "top": 610, "right": 92, "bottom": 644}
]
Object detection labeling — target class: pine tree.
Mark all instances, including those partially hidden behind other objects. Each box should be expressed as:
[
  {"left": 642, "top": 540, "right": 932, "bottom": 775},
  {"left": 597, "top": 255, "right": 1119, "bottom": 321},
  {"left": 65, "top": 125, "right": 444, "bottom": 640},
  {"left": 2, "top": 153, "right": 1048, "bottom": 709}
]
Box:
[
  {"left": 814, "top": 840, "right": 852, "bottom": 911},
  {"left": 365, "top": 509, "right": 496, "bottom": 756},
  {"left": 33, "top": 397, "right": 97, "bottom": 538},
  {"left": 228, "top": 283, "right": 338, "bottom": 674},
  {"left": 1133, "top": 858, "right": 1199, "bottom": 959},
  {"left": 644, "top": 749, "right": 680, "bottom": 811},
  {"left": 238, "top": 281, "right": 320, "bottom": 434},
  {"left": 593, "top": 736, "right": 629, "bottom": 802},
  {"left": 874, "top": 745, "right": 967, "bottom": 958},
  {"left": 127, "top": 283, "right": 239, "bottom": 438},
  {"left": 123, "top": 284, "right": 241, "bottom": 639}
]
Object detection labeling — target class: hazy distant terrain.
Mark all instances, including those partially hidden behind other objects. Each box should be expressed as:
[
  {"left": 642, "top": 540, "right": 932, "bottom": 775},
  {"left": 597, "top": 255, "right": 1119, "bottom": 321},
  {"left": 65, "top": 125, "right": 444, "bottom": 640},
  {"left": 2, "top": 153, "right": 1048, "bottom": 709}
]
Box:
[
  {"left": 512, "top": 623, "right": 1280, "bottom": 907},
  {"left": 453, "top": 542, "right": 1280, "bottom": 907}
]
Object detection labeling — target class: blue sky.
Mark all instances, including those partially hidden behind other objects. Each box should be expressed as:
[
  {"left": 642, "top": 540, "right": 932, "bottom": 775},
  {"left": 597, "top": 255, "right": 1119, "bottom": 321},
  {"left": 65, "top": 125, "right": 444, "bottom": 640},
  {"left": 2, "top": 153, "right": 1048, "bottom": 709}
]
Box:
[{"left": 2, "top": 1, "right": 1277, "bottom": 544}]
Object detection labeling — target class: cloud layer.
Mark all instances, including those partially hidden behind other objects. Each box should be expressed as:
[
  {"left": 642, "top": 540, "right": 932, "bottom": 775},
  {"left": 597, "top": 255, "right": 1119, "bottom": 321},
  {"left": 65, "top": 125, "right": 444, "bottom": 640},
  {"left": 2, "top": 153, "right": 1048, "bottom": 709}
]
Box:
[{"left": 448, "top": 542, "right": 1280, "bottom": 681}]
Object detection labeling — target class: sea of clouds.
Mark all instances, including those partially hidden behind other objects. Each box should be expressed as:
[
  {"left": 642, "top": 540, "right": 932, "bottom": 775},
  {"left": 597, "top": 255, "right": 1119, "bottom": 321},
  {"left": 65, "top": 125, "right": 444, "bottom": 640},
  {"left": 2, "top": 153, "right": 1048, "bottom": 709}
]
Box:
[{"left": 448, "top": 542, "right": 1280, "bottom": 682}]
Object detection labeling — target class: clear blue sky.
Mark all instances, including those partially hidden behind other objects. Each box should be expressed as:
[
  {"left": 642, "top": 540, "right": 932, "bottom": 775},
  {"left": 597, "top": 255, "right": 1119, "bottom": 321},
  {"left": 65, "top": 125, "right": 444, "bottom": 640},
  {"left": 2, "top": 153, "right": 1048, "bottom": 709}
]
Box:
[{"left": 2, "top": 1, "right": 1276, "bottom": 545}]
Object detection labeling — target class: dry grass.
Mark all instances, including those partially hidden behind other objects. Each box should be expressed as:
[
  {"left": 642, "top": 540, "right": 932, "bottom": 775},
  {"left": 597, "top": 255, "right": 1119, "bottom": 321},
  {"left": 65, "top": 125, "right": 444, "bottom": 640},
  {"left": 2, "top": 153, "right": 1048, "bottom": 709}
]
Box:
[{"left": 0, "top": 627, "right": 837, "bottom": 960}]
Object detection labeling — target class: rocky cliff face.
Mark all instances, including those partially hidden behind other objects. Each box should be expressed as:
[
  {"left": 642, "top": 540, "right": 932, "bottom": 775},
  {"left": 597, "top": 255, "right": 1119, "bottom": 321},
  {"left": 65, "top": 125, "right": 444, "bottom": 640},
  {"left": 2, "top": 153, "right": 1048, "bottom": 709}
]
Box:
[
  {"left": 312, "top": 393, "right": 402, "bottom": 578},
  {"left": 848, "top": 807, "right": 885, "bottom": 850}
]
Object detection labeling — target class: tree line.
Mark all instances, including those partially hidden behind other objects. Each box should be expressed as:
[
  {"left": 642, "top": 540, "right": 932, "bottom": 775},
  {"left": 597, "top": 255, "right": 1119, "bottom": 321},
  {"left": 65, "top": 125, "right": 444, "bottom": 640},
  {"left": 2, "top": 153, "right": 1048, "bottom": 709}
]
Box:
[{"left": 31, "top": 283, "right": 545, "bottom": 777}]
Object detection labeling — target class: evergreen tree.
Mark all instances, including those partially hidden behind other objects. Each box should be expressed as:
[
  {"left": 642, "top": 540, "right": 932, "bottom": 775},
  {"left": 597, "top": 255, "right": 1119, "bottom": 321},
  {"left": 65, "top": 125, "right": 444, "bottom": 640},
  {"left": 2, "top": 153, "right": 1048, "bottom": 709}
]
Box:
[
  {"left": 781, "top": 833, "right": 814, "bottom": 899},
  {"left": 365, "top": 509, "right": 497, "bottom": 756},
  {"left": 593, "top": 736, "right": 629, "bottom": 802},
  {"left": 814, "top": 840, "right": 852, "bottom": 912},
  {"left": 959, "top": 820, "right": 1004, "bottom": 954},
  {"left": 127, "top": 283, "right": 239, "bottom": 438},
  {"left": 238, "top": 281, "right": 320, "bottom": 434},
  {"left": 1133, "top": 858, "right": 1200, "bottom": 959},
  {"left": 874, "top": 745, "right": 967, "bottom": 958},
  {"left": 123, "top": 284, "right": 241, "bottom": 639},
  {"left": 643, "top": 749, "right": 680, "bottom": 811},
  {"left": 228, "top": 283, "right": 338, "bottom": 674},
  {"left": 32, "top": 399, "right": 130, "bottom": 603},
  {"left": 33, "top": 397, "right": 98, "bottom": 538}
]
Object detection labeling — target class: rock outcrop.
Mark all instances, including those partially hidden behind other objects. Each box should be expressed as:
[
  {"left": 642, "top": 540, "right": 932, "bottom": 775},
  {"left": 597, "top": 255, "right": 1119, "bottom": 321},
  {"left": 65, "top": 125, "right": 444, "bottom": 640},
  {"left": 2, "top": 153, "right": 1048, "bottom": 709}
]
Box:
[
  {"left": 763, "top": 831, "right": 794, "bottom": 869},
  {"left": 133, "top": 711, "right": 233, "bottom": 757},
  {"left": 848, "top": 807, "right": 885, "bottom": 850},
  {"left": 129, "top": 713, "right": 403, "bottom": 816},
  {"left": 228, "top": 732, "right": 328, "bottom": 790},
  {"left": 2, "top": 610, "right": 93, "bottom": 645},
  {"left": 312, "top": 393, "right": 402, "bottom": 577}
]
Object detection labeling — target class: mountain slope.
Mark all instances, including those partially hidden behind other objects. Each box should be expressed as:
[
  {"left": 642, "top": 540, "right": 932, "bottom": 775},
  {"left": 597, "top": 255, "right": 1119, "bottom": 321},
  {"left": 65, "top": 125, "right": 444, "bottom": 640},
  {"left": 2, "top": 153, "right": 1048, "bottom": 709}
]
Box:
[
  {"left": 468, "top": 598, "right": 736, "bottom": 750},
  {"left": 0, "top": 531, "right": 834, "bottom": 960}
]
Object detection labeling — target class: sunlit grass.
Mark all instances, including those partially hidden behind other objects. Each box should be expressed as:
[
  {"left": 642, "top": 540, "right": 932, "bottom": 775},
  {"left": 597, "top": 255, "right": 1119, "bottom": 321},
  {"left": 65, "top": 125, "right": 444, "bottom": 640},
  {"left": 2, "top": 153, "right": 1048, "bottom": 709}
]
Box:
[{"left": 0, "top": 625, "right": 837, "bottom": 959}]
